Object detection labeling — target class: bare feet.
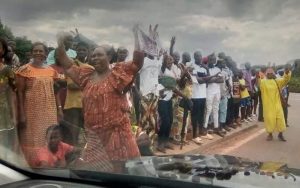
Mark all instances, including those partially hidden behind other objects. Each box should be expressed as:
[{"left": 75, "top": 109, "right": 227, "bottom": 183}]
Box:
[{"left": 266, "top": 134, "right": 273, "bottom": 141}]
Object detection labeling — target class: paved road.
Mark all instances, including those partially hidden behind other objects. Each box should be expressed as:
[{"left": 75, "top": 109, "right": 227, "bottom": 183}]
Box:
[{"left": 200, "top": 93, "right": 300, "bottom": 169}]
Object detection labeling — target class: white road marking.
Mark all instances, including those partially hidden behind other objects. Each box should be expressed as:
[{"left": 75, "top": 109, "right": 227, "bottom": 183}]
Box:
[{"left": 220, "top": 128, "right": 265, "bottom": 155}]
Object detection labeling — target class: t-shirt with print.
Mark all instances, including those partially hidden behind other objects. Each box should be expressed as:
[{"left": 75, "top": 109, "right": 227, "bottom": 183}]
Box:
[
  {"left": 207, "top": 67, "right": 221, "bottom": 95},
  {"left": 232, "top": 77, "right": 241, "bottom": 103},
  {"left": 191, "top": 64, "right": 207, "bottom": 99},
  {"left": 232, "top": 78, "right": 241, "bottom": 99},
  {"left": 239, "top": 79, "right": 250, "bottom": 98}
]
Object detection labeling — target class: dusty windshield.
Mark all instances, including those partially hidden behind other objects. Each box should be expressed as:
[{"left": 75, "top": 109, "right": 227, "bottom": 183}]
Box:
[{"left": 0, "top": 0, "right": 300, "bottom": 186}]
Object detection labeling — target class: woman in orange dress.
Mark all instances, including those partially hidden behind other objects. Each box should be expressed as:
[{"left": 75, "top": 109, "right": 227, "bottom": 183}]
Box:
[
  {"left": 16, "top": 42, "right": 62, "bottom": 167},
  {"left": 56, "top": 29, "right": 143, "bottom": 172}
]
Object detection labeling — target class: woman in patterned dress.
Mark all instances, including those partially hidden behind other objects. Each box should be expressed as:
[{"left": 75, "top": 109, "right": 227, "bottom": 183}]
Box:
[
  {"left": 0, "top": 38, "right": 17, "bottom": 160},
  {"left": 55, "top": 29, "right": 143, "bottom": 172},
  {"left": 16, "top": 42, "right": 62, "bottom": 167}
]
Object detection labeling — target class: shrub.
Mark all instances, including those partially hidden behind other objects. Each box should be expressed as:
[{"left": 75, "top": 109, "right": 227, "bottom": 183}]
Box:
[{"left": 289, "top": 76, "right": 300, "bottom": 93}]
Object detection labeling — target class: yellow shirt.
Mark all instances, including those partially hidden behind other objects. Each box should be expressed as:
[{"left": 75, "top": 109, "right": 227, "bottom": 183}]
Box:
[
  {"left": 64, "top": 60, "right": 85, "bottom": 109},
  {"left": 239, "top": 79, "right": 250, "bottom": 98}
]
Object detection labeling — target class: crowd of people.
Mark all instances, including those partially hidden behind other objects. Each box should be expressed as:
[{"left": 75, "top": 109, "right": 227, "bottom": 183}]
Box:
[{"left": 0, "top": 25, "right": 292, "bottom": 173}]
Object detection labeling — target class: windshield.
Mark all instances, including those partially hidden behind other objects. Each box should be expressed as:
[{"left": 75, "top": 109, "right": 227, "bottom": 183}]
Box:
[{"left": 0, "top": 0, "right": 300, "bottom": 187}]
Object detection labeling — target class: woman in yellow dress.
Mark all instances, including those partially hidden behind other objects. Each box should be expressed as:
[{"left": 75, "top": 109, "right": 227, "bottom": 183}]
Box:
[{"left": 260, "top": 66, "right": 291, "bottom": 141}]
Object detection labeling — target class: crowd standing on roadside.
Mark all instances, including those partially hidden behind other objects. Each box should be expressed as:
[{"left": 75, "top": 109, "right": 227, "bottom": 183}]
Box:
[{"left": 0, "top": 24, "right": 292, "bottom": 172}]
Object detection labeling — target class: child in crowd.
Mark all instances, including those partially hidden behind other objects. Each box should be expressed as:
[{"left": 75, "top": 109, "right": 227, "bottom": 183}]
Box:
[
  {"left": 34, "top": 124, "right": 80, "bottom": 168},
  {"left": 238, "top": 71, "right": 252, "bottom": 123}
]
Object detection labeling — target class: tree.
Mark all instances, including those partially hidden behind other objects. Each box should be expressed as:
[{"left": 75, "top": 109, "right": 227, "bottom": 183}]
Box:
[
  {"left": 0, "top": 19, "right": 14, "bottom": 40},
  {"left": 15, "top": 36, "right": 32, "bottom": 63},
  {"left": 1, "top": 18, "right": 32, "bottom": 63},
  {"left": 293, "top": 59, "right": 300, "bottom": 76}
]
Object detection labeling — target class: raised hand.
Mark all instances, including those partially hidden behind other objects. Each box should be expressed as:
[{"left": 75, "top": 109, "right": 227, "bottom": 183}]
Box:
[
  {"left": 133, "top": 24, "right": 140, "bottom": 51},
  {"left": 149, "top": 24, "right": 152, "bottom": 35},
  {"left": 55, "top": 31, "right": 74, "bottom": 69},
  {"left": 132, "top": 24, "right": 139, "bottom": 35},
  {"left": 169, "top": 36, "right": 176, "bottom": 55},
  {"left": 56, "top": 31, "right": 69, "bottom": 48},
  {"left": 285, "top": 64, "right": 292, "bottom": 74},
  {"left": 153, "top": 24, "right": 158, "bottom": 33},
  {"left": 171, "top": 36, "right": 176, "bottom": 46},
  {"left": 149, "top": 24, "right": 159, "bottom": 40}
]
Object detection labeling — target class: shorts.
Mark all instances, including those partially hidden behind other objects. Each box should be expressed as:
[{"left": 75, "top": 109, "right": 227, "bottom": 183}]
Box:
[{"left": 240, "top": 97, "right": 251, "bottom": 107}]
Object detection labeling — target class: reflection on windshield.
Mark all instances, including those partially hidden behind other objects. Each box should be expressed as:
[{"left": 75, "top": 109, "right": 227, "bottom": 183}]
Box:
[{"left": 125, "top": 155, "right": 299, "bottom": 187}]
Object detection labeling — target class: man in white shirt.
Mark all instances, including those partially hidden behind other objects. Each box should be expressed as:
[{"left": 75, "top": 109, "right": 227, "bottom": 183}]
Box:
[
  {"left": 203, "top": 54, "right": 225, "bottom": 139},
  {"left": 190, "top": 51, "right": 216, "bottom": 144}
]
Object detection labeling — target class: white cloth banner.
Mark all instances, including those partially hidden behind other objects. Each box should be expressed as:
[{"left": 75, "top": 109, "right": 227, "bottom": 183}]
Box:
[{"left": 137, "top": 27, "right": 161, "bottom": 57}]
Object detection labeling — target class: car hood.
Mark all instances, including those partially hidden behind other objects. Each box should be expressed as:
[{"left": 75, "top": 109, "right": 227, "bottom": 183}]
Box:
[{"left": 124, "top": 154, "right": 300, "bottom": 188}]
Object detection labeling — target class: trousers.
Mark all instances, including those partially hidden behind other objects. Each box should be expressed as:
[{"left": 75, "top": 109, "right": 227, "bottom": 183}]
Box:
[
  {"left": 158, "top": 100, "right": 173, "bottom": 143},
  {"left": 219, "top": 97, "right": 228, "bottom": 124},
  {"left": 204, "top": 93, "right": 221, "bottom": 129},
  {"left": 191, "top": 98, "right": 206, "bottom": 138}
]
